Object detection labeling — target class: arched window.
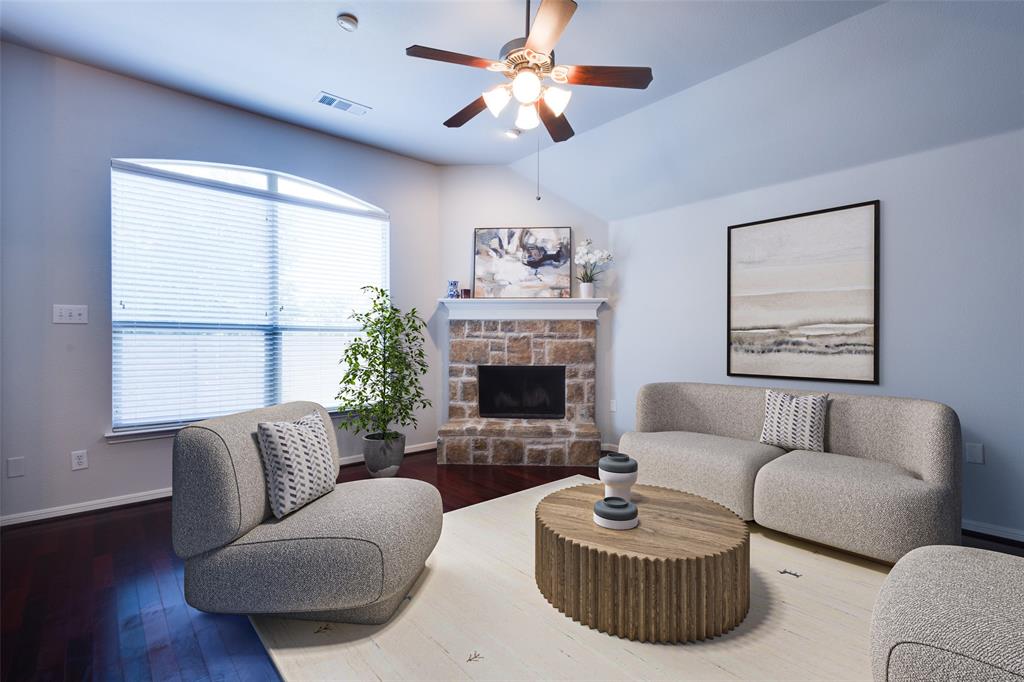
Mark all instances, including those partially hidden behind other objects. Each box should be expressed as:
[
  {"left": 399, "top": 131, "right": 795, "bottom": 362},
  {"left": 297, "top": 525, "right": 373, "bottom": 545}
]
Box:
[{"left": 110, "top": 159, "right": 389, "bottom": 430}]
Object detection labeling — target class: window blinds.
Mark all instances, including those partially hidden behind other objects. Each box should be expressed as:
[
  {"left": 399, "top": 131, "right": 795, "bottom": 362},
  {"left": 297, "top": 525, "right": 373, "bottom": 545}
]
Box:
[{"left": 110, "top": 160, "right": 389, "bottom": 430}]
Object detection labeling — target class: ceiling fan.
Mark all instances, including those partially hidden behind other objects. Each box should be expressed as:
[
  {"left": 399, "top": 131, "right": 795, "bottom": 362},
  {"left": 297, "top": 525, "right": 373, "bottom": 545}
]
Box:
[{"left": 406, "top": 0, "right": 653, "bottom": 143}]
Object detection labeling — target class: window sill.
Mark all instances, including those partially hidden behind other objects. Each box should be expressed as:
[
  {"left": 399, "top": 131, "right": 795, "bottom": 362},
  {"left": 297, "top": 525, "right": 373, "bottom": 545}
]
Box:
[{"left": 104, "top": 409, "right": 354, "bottom": 444}]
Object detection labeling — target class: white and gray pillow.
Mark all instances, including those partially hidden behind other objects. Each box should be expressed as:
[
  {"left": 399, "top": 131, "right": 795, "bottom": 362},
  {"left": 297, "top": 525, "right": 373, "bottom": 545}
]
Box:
[
  {"left": 759, "top": 389, "right": 828, "bottom": 452},
  {"left": 257, "top": 412, "right": 336, "bottom": 518}
]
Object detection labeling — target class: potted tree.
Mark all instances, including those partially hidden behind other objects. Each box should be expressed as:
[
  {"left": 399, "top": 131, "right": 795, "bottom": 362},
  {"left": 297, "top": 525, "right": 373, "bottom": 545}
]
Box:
[{"left": 336, "top": 286, "right": 431, "bottom": 477}]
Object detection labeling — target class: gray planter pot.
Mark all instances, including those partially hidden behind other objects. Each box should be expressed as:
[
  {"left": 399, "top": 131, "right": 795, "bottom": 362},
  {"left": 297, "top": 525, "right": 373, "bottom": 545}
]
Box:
[{"left": 363, "top": 432, "right": 406, "bottom": 478}]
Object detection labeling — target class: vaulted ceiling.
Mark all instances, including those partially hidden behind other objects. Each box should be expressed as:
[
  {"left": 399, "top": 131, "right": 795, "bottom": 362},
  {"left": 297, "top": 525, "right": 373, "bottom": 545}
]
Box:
[{"left": 0, "top": 0, "right": 878, "bottom": 165}]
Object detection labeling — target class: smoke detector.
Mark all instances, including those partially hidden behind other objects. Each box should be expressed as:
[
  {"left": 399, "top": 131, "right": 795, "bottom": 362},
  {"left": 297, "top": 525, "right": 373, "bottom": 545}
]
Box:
[
  {"left": 316, "top": 91, "right": 371, "bottom": 116},
  {"left": 336, "top": 13, "right": 358, "bottom": 32}
]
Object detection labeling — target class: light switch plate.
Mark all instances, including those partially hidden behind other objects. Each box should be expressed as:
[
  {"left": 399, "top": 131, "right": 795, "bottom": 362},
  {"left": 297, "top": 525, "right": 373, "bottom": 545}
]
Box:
[
  {"left": 609, "top": 399, "right": 617, "bottom": 413},
  {"left": 965, "top": 442, "right": 984, "bottom": 464},
  {"left": 53, "top": 304, "right": 88, "bottom": 324},
  {"left": 7, "top": 457, "right": 25, "bottom": 478}
]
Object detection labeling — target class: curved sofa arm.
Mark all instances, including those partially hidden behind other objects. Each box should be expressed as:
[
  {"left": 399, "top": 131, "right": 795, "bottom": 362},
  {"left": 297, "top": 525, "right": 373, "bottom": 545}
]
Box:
[
  {"left": 910, "top": 401, "right": 962, "bottom": 493},
  {"left": 635, "top": 383, "right": 690, "bottom": 432}
]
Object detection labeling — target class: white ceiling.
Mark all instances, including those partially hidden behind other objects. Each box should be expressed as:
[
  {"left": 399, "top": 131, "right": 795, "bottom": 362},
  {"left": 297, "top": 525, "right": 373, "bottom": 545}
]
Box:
[{"left": 0, "top": 0, "right": 878, "bottom": 165}]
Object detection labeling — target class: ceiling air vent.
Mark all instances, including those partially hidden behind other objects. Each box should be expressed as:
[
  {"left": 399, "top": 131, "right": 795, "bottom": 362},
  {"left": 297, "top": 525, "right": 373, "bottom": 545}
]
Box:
[{"left": 315, "top": 91, "right": 370, "bottom": 116}]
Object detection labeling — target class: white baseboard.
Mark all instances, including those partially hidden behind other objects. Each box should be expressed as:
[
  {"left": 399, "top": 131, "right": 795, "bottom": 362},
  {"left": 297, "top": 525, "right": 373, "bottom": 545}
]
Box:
[
  {"left": 2, "top": 441, "right": 438, "bottom": 527},
  {"left": 0, "top": 486, "right": 173, "bottom": 527},
  {"left": 962, "top": 519, "right": 1024, "bottom": 543},
  {"left": 338, "top": 440, "right": 437, "bottom": 466}
]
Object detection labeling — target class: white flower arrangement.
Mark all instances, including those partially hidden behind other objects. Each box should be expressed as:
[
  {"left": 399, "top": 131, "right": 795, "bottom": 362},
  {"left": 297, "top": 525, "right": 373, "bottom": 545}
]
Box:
[{"left": 573, "top": 238, "right": 613, "bottom": 283}]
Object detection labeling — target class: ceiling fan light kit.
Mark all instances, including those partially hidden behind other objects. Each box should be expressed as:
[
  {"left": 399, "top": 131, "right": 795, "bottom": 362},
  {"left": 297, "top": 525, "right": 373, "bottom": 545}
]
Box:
[
  {"left": 511, "top": 69, "right": 543, "bottom": 104},
  {"left": 405, "top": 0, "right": 653, "bottom": 143},
  {"left": 542, "top": 86, "right": 571, "bottom": 117},
  {"left": 515, "top": 103, "right": 541, "bottom": 130},
  {"left": 483, "top": 85, "right": 512, "bottom": 117}
]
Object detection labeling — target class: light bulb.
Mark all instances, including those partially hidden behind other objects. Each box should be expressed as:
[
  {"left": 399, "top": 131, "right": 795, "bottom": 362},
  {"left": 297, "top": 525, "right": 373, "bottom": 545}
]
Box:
[
  {"left": 542, "top": 86, "right": 572, "bottom": 117},
  {"left": 503, "top": 128, "right": 521, "bottom": 139},
  {"left": 515, "top": 104, "right": 540, "bottom": 130},
  {"left": 511, "top": 69, "right": 542, "bottom": 104},
  {"left": 482, "top": 85, "right": 511, "bottom": 117}
]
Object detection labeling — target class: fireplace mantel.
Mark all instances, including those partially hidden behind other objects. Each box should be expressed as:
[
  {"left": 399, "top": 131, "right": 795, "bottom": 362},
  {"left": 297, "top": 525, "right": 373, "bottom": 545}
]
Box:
[{"left": 438, "top": 298, "right": 607, "bottom": 321}]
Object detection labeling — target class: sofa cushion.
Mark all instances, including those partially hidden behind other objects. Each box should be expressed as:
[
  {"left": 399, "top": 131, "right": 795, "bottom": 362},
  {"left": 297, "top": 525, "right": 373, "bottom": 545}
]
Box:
[
  {"left": 753, "top": 451, "right": 957, "bottom": 563},
  {"left": 619, "top": 430, "right": 786, "bottom": 520},
  {"left": 759, "top": 389, "right": 827, "bottom": 452},
  {"left": 257, "top": 413, "right": 336, "bottom": 518},
  {"left": 184, "top": 477, "right": 443, "bottom": 615},
  {"left": 871, "top": 546, "right": 1024, "bottom": 681}
]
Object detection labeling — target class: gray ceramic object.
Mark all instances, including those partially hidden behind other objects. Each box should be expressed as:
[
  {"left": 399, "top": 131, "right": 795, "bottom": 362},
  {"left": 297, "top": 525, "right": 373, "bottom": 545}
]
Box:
[
  {"left": 362, "top": 432, "right": 406, "bottom": 478},
  {"left": 599, "top": 453, "right": 638, "bottom": 473},
  {"left": 594, "top": 497, "right": 638, "bottom": 521}
]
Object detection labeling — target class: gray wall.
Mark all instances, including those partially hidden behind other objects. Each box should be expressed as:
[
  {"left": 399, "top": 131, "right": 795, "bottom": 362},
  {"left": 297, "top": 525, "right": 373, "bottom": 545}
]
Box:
[
  {"left": 501, "top": 1, "right": 1024, "bottom": 538},
  {"left": 436, "top": 165, "right": 614, "bottom": 440},
  {"left": 510, "top": 2, "right": 1024, "bottom": 221},
  {"left": 0, "top": 42, "right": 442, "bottom": 519},
  {"left": 608, "top": 131, "right": 1024, "bottom": 538}
]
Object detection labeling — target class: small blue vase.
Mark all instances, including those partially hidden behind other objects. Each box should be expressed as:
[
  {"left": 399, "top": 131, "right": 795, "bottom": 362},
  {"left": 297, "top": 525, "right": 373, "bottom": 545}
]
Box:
[{"left": 447, "top": 280, "right": 460, "bottom": 299}]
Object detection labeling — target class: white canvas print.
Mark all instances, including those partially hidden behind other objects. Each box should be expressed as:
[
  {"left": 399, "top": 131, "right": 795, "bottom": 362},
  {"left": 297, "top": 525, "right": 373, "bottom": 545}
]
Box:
[
  {"left": 728, "top": 202, "right": 878, "bottom": 383},
  {"left": 474, "top": 227, "right": 572, "bottom": 298}
]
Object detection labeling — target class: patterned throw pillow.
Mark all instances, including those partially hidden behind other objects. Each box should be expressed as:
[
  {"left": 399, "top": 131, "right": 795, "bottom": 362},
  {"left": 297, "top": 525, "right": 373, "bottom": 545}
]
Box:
[
  {"left": 257, "top": 413, "right": 336, "bottom": 518},
  {"left": 759, "top": 389, "right": 828, "bottom": 452}
]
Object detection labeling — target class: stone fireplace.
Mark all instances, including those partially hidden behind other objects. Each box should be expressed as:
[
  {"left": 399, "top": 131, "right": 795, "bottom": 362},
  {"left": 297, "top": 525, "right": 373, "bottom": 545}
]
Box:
[{"left": 437, "top": 299, "right": 604, "bottom": 466}]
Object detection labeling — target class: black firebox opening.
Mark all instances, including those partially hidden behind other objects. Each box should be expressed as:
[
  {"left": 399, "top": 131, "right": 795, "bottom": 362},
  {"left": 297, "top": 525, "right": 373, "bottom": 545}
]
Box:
[{"left": 477, "top": 365, "right": 566, "bottom": 419}]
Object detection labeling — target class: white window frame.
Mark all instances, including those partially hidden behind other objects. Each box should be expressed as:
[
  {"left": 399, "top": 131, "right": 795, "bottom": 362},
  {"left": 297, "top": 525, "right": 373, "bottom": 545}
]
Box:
[{"left": 107, "top": 159, "right": 389, "bottom": 439}]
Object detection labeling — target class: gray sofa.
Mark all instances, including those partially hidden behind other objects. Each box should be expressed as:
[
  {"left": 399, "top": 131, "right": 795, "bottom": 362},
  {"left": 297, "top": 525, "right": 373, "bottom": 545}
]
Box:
[
  {"left": 172, "top": 401, "right": 443, "bottom": 623},
  {"left": 619, "top": 382, "right": 961, "bottom": 563},
  {"left": 871, "top": 545, "right": 1024, "bottom": 681}
]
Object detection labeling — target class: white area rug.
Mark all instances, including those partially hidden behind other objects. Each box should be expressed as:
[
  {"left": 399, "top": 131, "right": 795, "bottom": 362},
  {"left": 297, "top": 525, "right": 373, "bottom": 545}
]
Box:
[{"left": 252, "top": 475, "right": 888, "bottom": 681}]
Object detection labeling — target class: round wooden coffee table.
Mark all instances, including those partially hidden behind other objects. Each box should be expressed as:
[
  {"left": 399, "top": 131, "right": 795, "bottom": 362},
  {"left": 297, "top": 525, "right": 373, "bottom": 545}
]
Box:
[{"left": 535, "top": 483, "right": 749, "bottom": 643}]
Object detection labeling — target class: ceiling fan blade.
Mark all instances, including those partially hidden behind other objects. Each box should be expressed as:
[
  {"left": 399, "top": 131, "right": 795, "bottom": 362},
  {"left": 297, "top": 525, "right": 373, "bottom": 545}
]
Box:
[
  {"left": 406, "top": 45, "right": 499, "bottom": 70},
  {"left": 563, "top": 65, "right": 653, "bottom": 89},
  {"left": 444, "top": 97, "right": 488, "bottom": 128},
  {"left": 537, "top": 100, "right": 574, "bottom": 143},
  {"left": 525, "top": 0, "right": 578, "bottom": 56}
]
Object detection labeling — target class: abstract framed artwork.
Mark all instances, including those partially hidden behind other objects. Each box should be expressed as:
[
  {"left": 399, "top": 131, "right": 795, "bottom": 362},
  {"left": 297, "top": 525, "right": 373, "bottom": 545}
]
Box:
[
  {"left": 727, "top": 201, "right": 880, "bottom": 384},
  {"left": 473, "top": 227, "right": 572, "bottom": 298}
]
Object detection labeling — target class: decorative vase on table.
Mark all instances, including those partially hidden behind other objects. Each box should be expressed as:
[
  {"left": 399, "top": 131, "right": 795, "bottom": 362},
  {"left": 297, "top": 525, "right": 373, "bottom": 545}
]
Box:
[
  {"left": 598, "top": 453, "right": 638, "bottom": 501},
  {"left": 579, "top": 282, "right": 595, "bottom": 299}
]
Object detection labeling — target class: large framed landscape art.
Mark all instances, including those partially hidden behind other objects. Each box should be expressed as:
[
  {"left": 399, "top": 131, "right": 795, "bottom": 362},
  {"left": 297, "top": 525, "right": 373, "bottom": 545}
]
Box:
[
  {"left": 727, "top": 201, "right": 879, "bottom": 384},
  {"left": 473, "top": 227, "right": 572, "bottom": 298}
]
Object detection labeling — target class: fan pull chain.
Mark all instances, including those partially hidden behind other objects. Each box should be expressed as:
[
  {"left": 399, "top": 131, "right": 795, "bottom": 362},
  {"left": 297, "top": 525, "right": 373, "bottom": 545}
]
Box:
[{"left": 536, "top": 133, "right": 542, "bottom": 201}]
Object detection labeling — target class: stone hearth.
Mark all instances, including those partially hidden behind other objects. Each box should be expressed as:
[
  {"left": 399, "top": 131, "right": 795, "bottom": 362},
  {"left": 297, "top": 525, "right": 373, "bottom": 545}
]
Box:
[{"left": 438, "top": 318, "right": 601, "bottom": 466}]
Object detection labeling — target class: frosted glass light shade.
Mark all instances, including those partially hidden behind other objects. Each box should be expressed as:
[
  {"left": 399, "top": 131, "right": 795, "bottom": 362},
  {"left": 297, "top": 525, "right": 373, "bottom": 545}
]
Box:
[
  {"left": 515, "top": 103, "right": 540, "bottom": 130},
  {"left": 511, "top": 70, "right": 542, "bottom": 104},
  {"left": 543, "top": 86, "right": 572, "bottom": 117},
  {"left": 483, "top": 85, "right": 511, "bottom": 117}
]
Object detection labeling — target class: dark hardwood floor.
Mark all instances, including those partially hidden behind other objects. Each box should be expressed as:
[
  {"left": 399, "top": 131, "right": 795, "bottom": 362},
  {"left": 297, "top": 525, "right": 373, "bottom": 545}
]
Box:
[
  {"left": 0, "top": 453, "right": 596, "bottom": 682},
  {"left": 2, "top": 452, "right": 1020, "bottom": 682}
]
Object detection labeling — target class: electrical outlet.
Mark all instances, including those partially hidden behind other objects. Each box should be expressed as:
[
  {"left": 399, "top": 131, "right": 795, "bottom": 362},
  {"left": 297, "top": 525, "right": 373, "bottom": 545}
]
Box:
[
  {"left": 610, "top": 399, "right": 617, "bottom": 413},
  {"left": 71, "top": 450, "right": 89, "bottom": 470},
  {"left": 53, "top": 304, "right": 88, "bottom": 324},
  {"left": 965, "top": 442, "right": 984, "bottom": 464},
  {"left": 7, "top": 457, "right": 25, "bottom": 478}
]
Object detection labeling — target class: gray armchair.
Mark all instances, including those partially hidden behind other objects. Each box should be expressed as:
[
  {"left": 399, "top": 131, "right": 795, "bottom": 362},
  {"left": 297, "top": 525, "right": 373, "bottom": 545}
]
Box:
[{"left": 172, "top": 401, "right": 442, "bottom": 623}]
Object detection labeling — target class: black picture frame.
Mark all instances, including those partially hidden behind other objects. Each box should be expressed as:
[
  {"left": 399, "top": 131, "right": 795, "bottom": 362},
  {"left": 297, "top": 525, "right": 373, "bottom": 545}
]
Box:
[
  {"left": 472, "top": 227, "right": 573, "bottom": 299},
  {"left": 727, "top": 200, "right": 880, "bottom": 385}
]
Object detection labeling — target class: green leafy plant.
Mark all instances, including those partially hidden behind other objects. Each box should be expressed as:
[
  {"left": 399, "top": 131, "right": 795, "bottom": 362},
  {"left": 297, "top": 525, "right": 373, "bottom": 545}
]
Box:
[{"left": 336, "top": 286, "right": 431, "bottom": 443}]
